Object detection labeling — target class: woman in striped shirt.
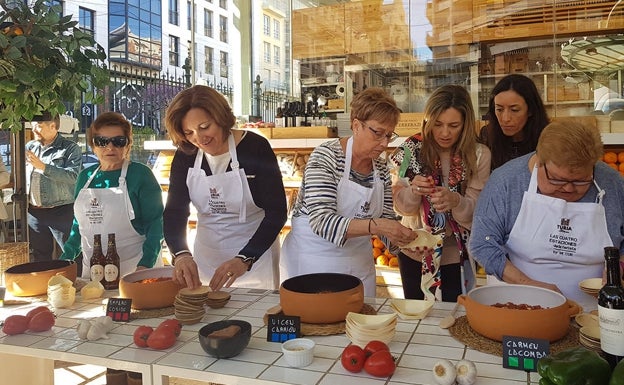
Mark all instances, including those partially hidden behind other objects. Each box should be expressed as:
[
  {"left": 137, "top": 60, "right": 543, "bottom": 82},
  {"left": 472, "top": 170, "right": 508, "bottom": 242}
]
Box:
[{"left": 280, "top": 87, "right": 417, "bottom": 296}]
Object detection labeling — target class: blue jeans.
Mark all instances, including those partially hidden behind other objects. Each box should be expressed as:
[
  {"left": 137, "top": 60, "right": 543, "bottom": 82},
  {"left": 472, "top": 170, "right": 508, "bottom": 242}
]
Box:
[{"left": 27, "top": 204, "right": 74, "bottom": 262}]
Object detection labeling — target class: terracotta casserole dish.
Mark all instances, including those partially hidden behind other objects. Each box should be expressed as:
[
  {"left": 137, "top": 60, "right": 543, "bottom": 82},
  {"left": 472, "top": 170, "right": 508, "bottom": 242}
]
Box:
[
  {"left": 4, "top": 260, "right": 77, "bottom": 297},
  {"left": 457, "top": 284, "right": 580, "bottom": 342},
  {"left": 280, "top": 273, "right": 364, "bottom": 324}
]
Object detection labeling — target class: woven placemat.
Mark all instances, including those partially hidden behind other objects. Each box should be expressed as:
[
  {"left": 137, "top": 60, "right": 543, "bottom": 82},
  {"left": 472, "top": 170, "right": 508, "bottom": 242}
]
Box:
[
  {"left": 449, "top": 316, "right": 581, "bottom": 356},
  {"left": 130, "top": 306, "right": 175, "bottom": 320},
  {"left": 264, "top": 303, "right": 377, "bottom": 336}
]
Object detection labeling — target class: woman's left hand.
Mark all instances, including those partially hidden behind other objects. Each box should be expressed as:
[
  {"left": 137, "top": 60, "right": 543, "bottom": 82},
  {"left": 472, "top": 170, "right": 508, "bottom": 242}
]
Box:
[
  {"left": 209, "top": 257, "right": 249, "bottom": 291},
  {"left": 429, "top": 187, "right": 460, "bottom": 213}
]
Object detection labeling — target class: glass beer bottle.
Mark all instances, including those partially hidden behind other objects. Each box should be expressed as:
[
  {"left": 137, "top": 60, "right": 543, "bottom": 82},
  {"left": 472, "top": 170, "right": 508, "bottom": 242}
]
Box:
[
  {"left": 89, "top": 234, "right": 105, "bottom": 285},
  {"left": 103, "top": 233, "right": 121, "bottom": 290}
]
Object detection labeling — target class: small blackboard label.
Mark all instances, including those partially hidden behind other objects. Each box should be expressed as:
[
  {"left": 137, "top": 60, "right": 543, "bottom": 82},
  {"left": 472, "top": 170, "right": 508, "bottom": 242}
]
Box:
[
  {"left": 106, "top": 298, "right": 132, "bottom": 322},
  {"left": 266, "top": 314, "right": 300, "bottom": 342},
  {"left": 502, "top": 336, "right": 549, "bottom": 372}
]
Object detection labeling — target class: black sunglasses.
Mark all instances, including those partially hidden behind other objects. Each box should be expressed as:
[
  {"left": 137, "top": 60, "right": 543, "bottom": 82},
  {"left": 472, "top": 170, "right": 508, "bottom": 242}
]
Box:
[{"left": 93, "top": 136, "right": 128, "bottom": 148}]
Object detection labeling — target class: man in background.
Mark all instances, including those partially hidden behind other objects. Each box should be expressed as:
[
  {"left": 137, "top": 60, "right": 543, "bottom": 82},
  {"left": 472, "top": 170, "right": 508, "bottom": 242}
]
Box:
[{"left": 26, "top": 115, "right": 81, "bottom": 261}]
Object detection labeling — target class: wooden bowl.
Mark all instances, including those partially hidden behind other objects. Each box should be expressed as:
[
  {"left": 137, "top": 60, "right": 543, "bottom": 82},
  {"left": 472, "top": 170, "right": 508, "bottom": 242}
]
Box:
[
  {"left": 4, "top": 260, "right": 77, "bottom": 297},
  {"left": 280, "top": 273, "right": 364, "bottom": 324},
  {"left": 457, "top": 284, "right": 580, "bottom": 342},
  {"left": 119, "top": 266, "right": 183, "bottom": 309}
]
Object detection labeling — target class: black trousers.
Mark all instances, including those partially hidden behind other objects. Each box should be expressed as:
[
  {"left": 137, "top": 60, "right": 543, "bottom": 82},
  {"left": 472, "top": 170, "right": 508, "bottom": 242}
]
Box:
[
  {"left": 397, "top": 251, "right": 462, "bottom": 302},
  {"left": 27, "top": 203, "right": 74, "bottom": 262}
]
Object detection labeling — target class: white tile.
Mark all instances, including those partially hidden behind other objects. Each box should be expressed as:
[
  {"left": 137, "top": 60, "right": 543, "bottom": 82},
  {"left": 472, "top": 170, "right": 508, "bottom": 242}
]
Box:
[
  {"left": 261, "top": 365, "right": 325, "bottom": 385},
  {"left": 30, "top": 337, "right": 82, "bottom": 351},
  {"left": 110, "top": 346, "right": 167, "bottom": 363},
  {"left": 319, "top": 373, "right": 387, "bottom": 385},
  {"left": 67, "top": 341, "right": 122, "bottom": 356},
  {"left": 157, "top": 351, "right": 215, "bottom": 370},
  {"left": 206, "top": 359, "right": 267, "bottom": 378}
]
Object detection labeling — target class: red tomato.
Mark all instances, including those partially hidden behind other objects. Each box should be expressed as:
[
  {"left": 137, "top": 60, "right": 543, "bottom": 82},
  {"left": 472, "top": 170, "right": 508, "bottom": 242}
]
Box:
[
  {"left": 26, "top": 306, "right": 52, "bottom": 321},
  {"left": 156, "top": 319, "right": 182, "bottom": 337},
  {"left": 364, "top": 340, "right": 390, "bottom": 358},
  {"left": 133, "top": 326, "right": 154, "bottom": 348},
  {"left": 364, "top": 350, "right": 396, "bottom": 377},
  {"left": 341, "top": 344, "right": 366, "bottom": 373},
  {"left": 146, "top": 328, "right": 176, "bottom": 350},
  {"left": 2, "top": 315, "right": 29, "bottom": 335},
  {"left": 27, "top": 311, "right": 56, "bottom": 332}
]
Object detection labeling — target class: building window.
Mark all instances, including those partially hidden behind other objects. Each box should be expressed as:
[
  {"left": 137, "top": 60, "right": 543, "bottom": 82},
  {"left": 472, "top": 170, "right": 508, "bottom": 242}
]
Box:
[
  {"left": 220, "top": 50, "right": 228, "bottom": 78},
  {"left": 264, "top": 42, "right": 271, "bottom": 63},
  {"left": 273, "top": 19, "right": 280, "bottom": 39},
  {"left": 205, "top": 46, "right": 213, "bottom": 75},
  {"left": 274, "top": 45, "right": 280, "bottom": 65},
  {"left": 263, "top": 15, "right": 270, "bottom": 36},
  {"left": 169, "top": 35, "right": 179, "bottom": 66},
  {"left": 45, "top": 0, "right": 63, "bottom": 17},
  {"left": 219, "top": 15, "right": 227, "bottom": 43},
  {"left": 219, "top": 0, "right": 226, "bottom": 10},
  {"left": 169, "top": 0, "right": 179, "bottom": 25},
  {"left": 78, "top": 7, "right": 94, "bottom": 37},
  {"left": 204, "top": 9, "right": 213, "bottom": 37},
  {"left": 187, "top": 1, "right": 195, "bottom": 31}
]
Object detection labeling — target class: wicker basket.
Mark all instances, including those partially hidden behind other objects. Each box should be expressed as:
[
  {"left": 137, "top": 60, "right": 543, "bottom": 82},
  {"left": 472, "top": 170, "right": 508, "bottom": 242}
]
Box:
[{"left": 0, "top": 242, "right": 29, "bottom": 286}]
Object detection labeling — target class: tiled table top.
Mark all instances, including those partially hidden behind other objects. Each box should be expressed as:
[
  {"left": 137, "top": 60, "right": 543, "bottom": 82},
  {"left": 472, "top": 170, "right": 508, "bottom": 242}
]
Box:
[{"left": 0, "top": 288, "right": 540, "bottom": 385}]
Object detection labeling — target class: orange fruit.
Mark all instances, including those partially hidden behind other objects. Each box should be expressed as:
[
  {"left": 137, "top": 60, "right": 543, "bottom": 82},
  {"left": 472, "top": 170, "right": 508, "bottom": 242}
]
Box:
[
  {"left": 620, "top": 170, "right": 624, "bottom": 178},
  {"left": 619, "top": 163, "right": 624, "bottom": 172},
  {"left": 619, "top": 152, "right": 624, "bottom": 163},
  {"left": 388, "top": 257, "right": 399, "bottom": 268},
  {"left": 376, "top": 255, "right": 389, "bottom": 266},
  {"left": 604, "top": 152, "right": 618, "bottom": 163},
  {"left": 372, "top": 247, "right": 383, "bottom": 257},
  {"left": 384, "top": 248, "right": 392, "bottom": 256},
  {"left": 372, "top": 237, "right": 385, "bottom": 249},
  {"left": 607, "top": 162, "right": 618, "bottom": 171}
]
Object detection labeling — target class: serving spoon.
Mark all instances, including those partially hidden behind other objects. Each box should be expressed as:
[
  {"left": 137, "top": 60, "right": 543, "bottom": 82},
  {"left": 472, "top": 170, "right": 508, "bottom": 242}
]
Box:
[{"left": 438, "top": 302, "right": 461, "bottom": 329}]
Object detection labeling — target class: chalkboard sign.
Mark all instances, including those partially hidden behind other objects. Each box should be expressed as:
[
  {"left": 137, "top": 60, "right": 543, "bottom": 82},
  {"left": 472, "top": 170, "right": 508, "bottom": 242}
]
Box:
[
  {"left": 502, "top": 336, "right": 549, "bottom": 372},
  {"left": 266, "top": 314, "right": 300, "bottom": 342},
  {"left": 106, "top": 298, "right": 132, "bottom": 322}
]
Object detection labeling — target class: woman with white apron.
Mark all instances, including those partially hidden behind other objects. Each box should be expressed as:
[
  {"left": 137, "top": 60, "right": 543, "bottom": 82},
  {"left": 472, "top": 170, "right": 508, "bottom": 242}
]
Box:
[
  {"left": 488, "top": 164, "right": 611, "bottom": 311},
  {"left": 281, "top": 137, "right": 384, "bottom": 296},
  {"left": 186, "top": 134, "right": 279, "bottom": 289}
]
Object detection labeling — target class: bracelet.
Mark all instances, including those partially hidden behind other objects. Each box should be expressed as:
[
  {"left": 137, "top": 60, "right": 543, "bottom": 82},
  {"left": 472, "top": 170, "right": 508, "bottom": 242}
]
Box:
[
  {"left": 368, "top": 218, "right": 377, "bottom": 235},
  {"left": 174, "top": 249, "right": 192, "bottom": 257},
  {"left": 172, "top": 250, "right": 192, "bottom": 266}
]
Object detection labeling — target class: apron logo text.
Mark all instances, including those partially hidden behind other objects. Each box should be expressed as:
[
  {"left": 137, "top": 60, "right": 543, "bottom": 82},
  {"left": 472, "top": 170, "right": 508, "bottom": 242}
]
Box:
[{"left": 556, "top": 218, "right": 572, "bottom": 233}]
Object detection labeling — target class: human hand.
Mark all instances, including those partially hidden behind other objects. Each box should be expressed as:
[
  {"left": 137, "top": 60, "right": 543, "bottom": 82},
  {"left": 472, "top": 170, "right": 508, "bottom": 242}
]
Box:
[
  {"left": 380, "top": 219, "right": 419, "bottom": 247},
  {"left": 173, "top": 256, "right": 202, "bottom": 289},
  {"left": 429, "top": 186, "right": 460, "bottom": 212},
  {"left": 209, "top": 257, "right": 249, "bottom": 291},
  {"left": 26, "top": 150, "right": 45, "bottom": 171},
  {"left": 410, "top": 175, "right": 435, "bottom": 196}
]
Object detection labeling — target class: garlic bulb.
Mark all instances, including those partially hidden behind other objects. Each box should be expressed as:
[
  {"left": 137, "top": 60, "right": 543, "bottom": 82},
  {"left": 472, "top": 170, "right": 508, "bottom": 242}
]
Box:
[
  {"left": 432, "top": 359, "right": 456, "bottom": 385},
  {"left": 455, "top": 359, "right": 477, "bottom": 385},
  {"left": 76, "top": 319, "right": 91, "bottom": 340}
]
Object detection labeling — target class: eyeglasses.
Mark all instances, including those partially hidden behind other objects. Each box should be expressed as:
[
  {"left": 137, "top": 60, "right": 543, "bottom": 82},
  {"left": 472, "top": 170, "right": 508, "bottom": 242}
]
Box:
[
  {"left": 543, "top": 163, "right": 594, "bottom": 187},
  {"left": 93, "top": 135, "right": 129, "bottom": 148},
  {"left": 358, "top": 119, "right": 399, "bottom": 142}
]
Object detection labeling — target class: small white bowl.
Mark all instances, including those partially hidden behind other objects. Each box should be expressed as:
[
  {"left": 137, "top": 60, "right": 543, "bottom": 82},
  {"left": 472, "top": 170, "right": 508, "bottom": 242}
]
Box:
[{"left": 281, "top": 338, "right": 315, "bottom": 368}]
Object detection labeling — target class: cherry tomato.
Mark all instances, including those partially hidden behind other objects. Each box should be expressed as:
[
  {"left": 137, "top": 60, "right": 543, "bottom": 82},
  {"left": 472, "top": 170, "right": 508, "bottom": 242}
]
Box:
[
  {"left": 2, "top": 315, "right": 29, "bottom": 335},
  {"left": 27, "top": 310, "right": 56, "bottom": 332},
  {"left": 133, "top": 325, "right": 154, "bottom": 348},
  {"left": 26, "top": 306, "right": 52, "bottom": 321},
  {"left": 146, "top": 328, "right": 177, "bottom": 350},
  {"left": 364, "top": 350, "right": 396, "bottom": 377},
  {"left": 156, "top": 319, "right": 182, "bottom": 337},
  {"left": 364, "top": 340, "right": 390, "bottom": 358},
  {"left": 341, "top": 344, "right": 366, "bottom": 373}
]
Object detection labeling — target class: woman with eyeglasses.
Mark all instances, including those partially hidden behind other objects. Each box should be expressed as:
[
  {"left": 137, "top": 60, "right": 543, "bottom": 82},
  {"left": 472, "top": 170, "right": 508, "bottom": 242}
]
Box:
[
  {"left": 469, "top": 120, "right": 624, "bottom": 311},
  {"left": 280, "top": 87, "right": 417, "bottom": 296},
  {"left": 389, "top": 85, "right": 491, "bottom": 302},
  {"left": 60, "top": 112, "right": 164, "bottom": 277}
]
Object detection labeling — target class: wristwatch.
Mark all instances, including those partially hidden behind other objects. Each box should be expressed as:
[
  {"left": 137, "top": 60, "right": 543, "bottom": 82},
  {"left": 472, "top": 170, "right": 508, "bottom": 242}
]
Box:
[{"left": 235, "top": 255, "right": 255, "bottom": 271}]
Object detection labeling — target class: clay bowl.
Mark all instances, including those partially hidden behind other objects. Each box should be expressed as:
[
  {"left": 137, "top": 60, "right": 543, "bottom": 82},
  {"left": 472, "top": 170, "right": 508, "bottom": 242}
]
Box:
[
  {"left": 198, "top": 320, "right": 252, "bottom": 358},
  {"left": 4, "top": 260, "right": 77, "bottom": 297},
  {"left": 457, "top": 284, "right": 580, "bottom": 342},
  {"left": 280, "top": 273, "right": 364, "bottom": 324},
  {"left": 119, "top": 266, "right": 183, "bottom": 309}
]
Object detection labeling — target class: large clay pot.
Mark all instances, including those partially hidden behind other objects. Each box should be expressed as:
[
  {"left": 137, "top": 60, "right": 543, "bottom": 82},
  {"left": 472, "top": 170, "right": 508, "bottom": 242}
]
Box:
[
  {"left": 457, "top": 284, "right": 580, "bottom": 342},
  {"left": 280, "top": 273, "right": 364, "bottom": 324},
  {"left": 4, "top": 260, "right": 77, "bottom": 297},
  {"left": 119, "top": 266, "right": 183, "bottom": 309}
]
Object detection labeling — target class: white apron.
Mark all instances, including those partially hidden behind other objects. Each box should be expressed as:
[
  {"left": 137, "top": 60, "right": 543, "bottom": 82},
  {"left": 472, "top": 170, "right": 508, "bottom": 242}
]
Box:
[
  {"left": 75, "top": 161, "right": 161, "bottom": 279},
  {"left": 187, "top": 134, "right": 278, "bottom": 289},
  {"left": 281, "top": 137, "right": 384, "bottom": 296},
  {"left": 489, "top": 166, "right": 612, "bottom": 311}
]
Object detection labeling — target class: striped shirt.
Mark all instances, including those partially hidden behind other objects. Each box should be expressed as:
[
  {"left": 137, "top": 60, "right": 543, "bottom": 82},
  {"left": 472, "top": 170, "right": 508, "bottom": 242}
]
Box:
[{"left": 291, "top": 139, "right": 397, "bottom": 247}]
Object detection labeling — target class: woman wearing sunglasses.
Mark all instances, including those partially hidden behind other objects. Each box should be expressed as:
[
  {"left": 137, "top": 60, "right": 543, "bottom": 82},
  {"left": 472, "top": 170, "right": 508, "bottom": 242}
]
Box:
[
  {"left": 469, "top": 120, "right": 624, "bottom": 311},
  {"left": 279, "top": 87, "right": 417, "bottom": 297},
  {"left": 163, "top": 85, "right": 287, "bottom": 291},
  {"left": 60, "top": 112, "right": 164, "bottom": 277}
]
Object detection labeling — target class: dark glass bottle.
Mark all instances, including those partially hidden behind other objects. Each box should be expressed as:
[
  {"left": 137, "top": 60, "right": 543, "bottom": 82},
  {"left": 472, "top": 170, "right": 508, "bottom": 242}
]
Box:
[
  {"left": 295, "top": 101, "right": 304, "bottom": 127},
  {"left": 89, "top": 234, "right": 105, "bottom": 285},
  {"left": 275, "top": 106, "right": 284, "bottom": 128},
  {"left": 283, "top": 102, "right": 293, "bottom": 127},
  {"left": 103, "top": 233, "right": 121, "bottom": 290},
  {"left": 598, "top": 246, "right": 624, "bottom": 369}
]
